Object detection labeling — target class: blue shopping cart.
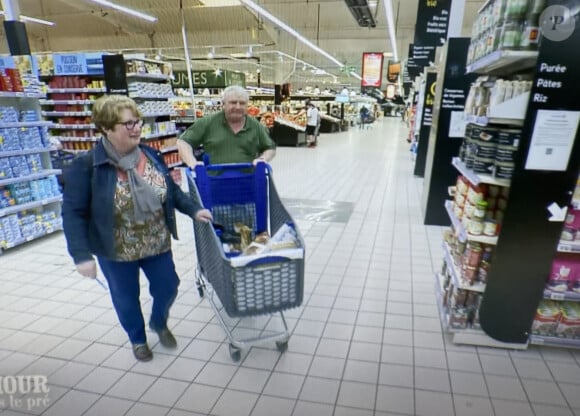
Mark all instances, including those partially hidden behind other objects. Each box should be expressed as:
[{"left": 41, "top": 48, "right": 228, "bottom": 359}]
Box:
[{"left": 187, "top": 162, "right": 305, "bottom": 361}]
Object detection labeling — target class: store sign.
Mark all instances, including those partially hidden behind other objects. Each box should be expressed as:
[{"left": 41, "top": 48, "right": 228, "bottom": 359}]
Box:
[
  {"left": 361, "top": 52, "right": 384, "bottom": 88},
  {"left": 102, "top": 54, "right": 128, "bottom": 95},
  {"left": 524, "top": 1, "right": 580, "bottom": 172},
  {"left": 409, "top": 44, "right": 437, "bottom": 79},
  {"left": 414, "top": 0, "right": 452, "bottom": 47},
  {"left": 172, "top": 70, "right": 246, "bottom": 89},
  {"left": 422, "top": 72, "right": 437, "bottom": 128},
  {"left": 54, "top": 54, "right": 88, "bottom": 75}
]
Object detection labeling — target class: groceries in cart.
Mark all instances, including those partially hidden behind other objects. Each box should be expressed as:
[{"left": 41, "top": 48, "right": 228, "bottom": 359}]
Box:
[{"left": 218, "top": 221, "right": 299, "bottom": 257}]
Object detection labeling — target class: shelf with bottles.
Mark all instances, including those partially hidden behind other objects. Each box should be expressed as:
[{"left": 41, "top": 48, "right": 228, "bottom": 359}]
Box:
[
  {"left": 466, "top": 0, "right": 544, "bottom": 75},
  {"left": 442, "top": 234, "right": 488, "bottom": 293},
  {"left": 444, "top": 199, "right": 500, "bottom": 245},
  {"left": 435, "top": 271, "right": 528, "bottom": 349}
]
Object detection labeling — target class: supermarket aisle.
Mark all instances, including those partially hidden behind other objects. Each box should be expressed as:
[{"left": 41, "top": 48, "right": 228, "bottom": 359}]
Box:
[{"left": 0, "top": 117, "right": 580, "bottom": 416}]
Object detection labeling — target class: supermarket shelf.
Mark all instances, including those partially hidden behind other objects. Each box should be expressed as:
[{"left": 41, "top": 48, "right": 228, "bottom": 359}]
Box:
[
  {"left": 160, "top": 145, "right": 178, "bottom": 154},
  {"left": 129, "top": 94, "right": 175, "bottom": 100},
  {"left": 2, "top": 225, "right": 63, "bottom": 251},
  {"left": 126, "top": 73, "right": 172, "bottom": 81},
  {"left": 40, "top": 99, "right": 95, "bottom": 105},
  {"left": 0, "top": 121, "right": 54, "bottom": 128},
  {"left": 444, "top": 200, "right": 499, "bottom": 245},
  {"left": 54, "top": 136, "right": 99, "bottom": 142},
  {"left": 543, "top": 289, "right": 580, "bottom": 302},
  {"left": 47, "top": 88, "right": 106, "bottom": 93},
  {"left": 557, "top": 241, "right": 580, "bottom": 253},
  {"left": 0, "top": 170, "right": 62, "bottom": 186},
  {"left": 142, "top": 112, "right": 177, "bottom": 118},
  {"left": 434, "top": 272, "right": 526, "bottom": 349},
  {"left": 141, "top": 130, "right": 179, "bottom": 140},
  {"left": 167, "top": 161, "right": 183, "bottom": 169},
  {"left": 442, "top": 242, "right": 486, "bottom": 293},
  {"left": 466, "top": 50, "right": 539, "bottom": 75},
  {"left": 465, "top": 114, "right": 524, "bottom": 127},
  {"left": 50, "top": 124, "right": 96, "bottom": 130},
  {"left": 0, "top": 195, "right": 63, "bottom": 218},
  {"left": 0, "top": 92, "right": 46, "bottom": 99},
  {"left": 452, "top": 157, "right": 511, "bottom": 187},
  {"left": 530, "top": 335, "right": 580, "bottom": 349},
  {"left": 42, "top": 111, "right": 92, "bottom": 117},
  {"left": 0, "top": 147, "right": 52, "bottom": 157},
  {"left": 434, "top": 273, "right": 448, "bottom": 329}
]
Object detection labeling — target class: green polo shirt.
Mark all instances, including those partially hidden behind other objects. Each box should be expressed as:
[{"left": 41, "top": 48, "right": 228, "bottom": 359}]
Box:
[{"left": 178, "top": 111, "right": 275, "bottom": 165}]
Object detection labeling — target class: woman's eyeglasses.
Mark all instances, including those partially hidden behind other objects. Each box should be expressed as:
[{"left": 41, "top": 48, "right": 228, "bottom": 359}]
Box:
[{"left": 117, "top": 119, "right": 144, "bottom": 130}]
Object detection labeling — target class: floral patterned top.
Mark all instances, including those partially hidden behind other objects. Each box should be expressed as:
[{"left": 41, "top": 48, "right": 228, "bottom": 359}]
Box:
[{"left": 113, "top": 153, "right": 171, "bottom": 261}]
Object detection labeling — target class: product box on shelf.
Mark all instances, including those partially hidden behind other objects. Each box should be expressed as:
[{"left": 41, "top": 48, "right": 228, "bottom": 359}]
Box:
[
  {"left": 547, "top": 255, "right": 580, "bottom": 294},
  {"left": 561, "top": 209, "right": 580, "bottom": 243},
  {"left": 532, "top": 300, "right": 580, "bottom": 339}
]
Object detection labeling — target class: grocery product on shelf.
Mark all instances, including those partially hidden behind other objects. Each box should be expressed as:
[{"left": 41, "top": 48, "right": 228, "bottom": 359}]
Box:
[
  {"left": 532, "top": 300, "right": 580, "bottom": 339},
  {"left": 467, "top": 0, "right": 546, "bottom": 64},
  {"left": 0, "top": 67, "right": 63, "bottom": 253}
]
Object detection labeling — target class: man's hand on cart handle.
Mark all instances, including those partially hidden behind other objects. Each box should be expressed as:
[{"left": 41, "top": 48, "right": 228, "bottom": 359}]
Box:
[
  {"left": 76, "top": 259, "right": 97, "bottom": 278},
  {"left": 195, "top": 209, "right": 213, "bottom": 223}
]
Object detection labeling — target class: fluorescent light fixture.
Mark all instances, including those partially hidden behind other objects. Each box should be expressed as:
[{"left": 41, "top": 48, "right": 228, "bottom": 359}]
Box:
[
  {"left": 245, "top": 46, "right": 253, "bottom": 58},
  {"left": 383, "top": 52, "right": 393, "bottom": 57},
  {"left": 0, "top": 11, "right": 55, "bottom": 26},
  {"left": 198, "top": 0, "right": 241, "bottom": 6},
  {"left": 207, "top": 47, "right": 215, "bottom": 59},
  {"left": 382, "top": 0, "right": 398, "bottom": 61},
  {"left": 87, "top": 0, "right": 157, "bottom": 22},
  {"left": 350, "top": 72, "right": 362, "bottom": 80},
  {"left": 239, "top": 0, "right": 344, "bottom": 68}
]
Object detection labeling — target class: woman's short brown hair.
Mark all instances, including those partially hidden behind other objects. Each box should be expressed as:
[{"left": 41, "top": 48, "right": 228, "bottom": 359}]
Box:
[{"left": 92, "top": 95, "right": 141, "bottom": 133}]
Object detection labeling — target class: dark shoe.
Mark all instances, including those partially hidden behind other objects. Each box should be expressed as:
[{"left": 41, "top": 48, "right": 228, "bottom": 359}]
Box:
[
  {"left": 132, "top": 343, "right": 153, "bottom": 362},
  {"left": 151, "top": 327, "right": 177, "bottom": 349}
]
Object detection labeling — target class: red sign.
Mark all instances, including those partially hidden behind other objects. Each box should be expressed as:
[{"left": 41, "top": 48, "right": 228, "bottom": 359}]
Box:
[{"left": 361, "top": 52, "right": 384, "bottom": 88}]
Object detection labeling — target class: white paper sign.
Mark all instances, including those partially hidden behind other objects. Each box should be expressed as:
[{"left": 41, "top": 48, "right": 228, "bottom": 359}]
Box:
[
  {"left": 449, "top": 111, "right": 467, "bottom": 138},
  {"left": 525, "top": 110, "right": 580, "bottom": 171}
]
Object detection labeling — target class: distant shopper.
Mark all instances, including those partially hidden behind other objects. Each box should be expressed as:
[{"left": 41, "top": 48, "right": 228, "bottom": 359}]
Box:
[
  {"left": 177, "top": 85, "right": 276, "bottom": 167},
  {"left": 306, "top": 101, "right": 319, "bottom": 148},
  {"left": 62, "top": 95, "right": 213, "bottom": 362}
]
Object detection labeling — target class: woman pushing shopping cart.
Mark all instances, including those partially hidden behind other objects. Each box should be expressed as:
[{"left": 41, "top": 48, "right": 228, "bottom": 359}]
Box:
[{"left": 187, "top": 162, "right": 305, "bottom": 361}]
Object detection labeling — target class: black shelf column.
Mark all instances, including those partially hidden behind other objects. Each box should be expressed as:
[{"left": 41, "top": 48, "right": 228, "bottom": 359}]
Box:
[{"left": 479, "top": 0, "right": 580, "bottom": 343}]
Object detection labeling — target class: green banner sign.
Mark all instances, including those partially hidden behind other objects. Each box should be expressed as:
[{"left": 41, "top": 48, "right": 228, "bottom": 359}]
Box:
[{"left": 172, "top": 70, "right": 245, "bottom": 89}]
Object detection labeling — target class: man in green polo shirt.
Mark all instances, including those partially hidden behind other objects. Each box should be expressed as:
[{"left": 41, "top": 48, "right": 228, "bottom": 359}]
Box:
[{"left": 177, "top": 86, "right": 276, "bottom": 167}]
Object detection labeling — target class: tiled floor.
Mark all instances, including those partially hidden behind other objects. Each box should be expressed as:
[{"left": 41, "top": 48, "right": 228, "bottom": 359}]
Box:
[{"left": 1, "top": 117, "right": 580, "bottom": 416}]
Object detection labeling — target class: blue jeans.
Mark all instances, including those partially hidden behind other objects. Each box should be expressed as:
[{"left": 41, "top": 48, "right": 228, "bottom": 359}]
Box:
[{"left": 98, "top": 251, "right": 180, "bottom": 344}]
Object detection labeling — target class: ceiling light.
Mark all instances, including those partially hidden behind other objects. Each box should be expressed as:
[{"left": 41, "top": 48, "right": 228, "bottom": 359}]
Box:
[
  {"left": 0, "top": 11, "right": 55, "bottom": 26},
  {"left": 240, "top": 0, "right": 344, "bottom": 68},
  {"left": 383, "top": 52, "right": 393, "bottom": 57},
  {"left": 382, "top": 0, "right": 399, "bottom": 61},
  {"left": 344, "top": 0, "right": 377, "bottom": 28},
  {"left": 87, "top": 0, "right": 157, "bottom": 22},
  {"left": 207, "top": 47, "right": 215, "bottom": 59},
  {"left": 198, "top": 0, "right": 241, "bottom": 6},
  {"left": 245, "top": 46, "right": 253, "bottom": 58}
]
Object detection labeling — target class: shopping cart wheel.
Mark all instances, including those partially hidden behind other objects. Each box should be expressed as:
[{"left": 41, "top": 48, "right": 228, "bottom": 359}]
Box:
[
  {"left": 196, "top": 280, "right": 204, "bottom": 298},
  {"left": 229, "top": 343, "right": 241, "bottom": 362},
  {"left": 275, "top": 340, "right": 288, "bottom": 353}
]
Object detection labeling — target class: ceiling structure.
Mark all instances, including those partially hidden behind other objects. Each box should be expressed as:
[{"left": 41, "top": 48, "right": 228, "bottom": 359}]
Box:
[{"left": 0, "top": 0, "right": 486, "bottom": 87}]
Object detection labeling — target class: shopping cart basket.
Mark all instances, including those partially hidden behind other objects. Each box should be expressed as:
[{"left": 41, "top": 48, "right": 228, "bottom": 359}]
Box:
[{"left": 187, "top": 162, "right": 305, "bottom": 361}]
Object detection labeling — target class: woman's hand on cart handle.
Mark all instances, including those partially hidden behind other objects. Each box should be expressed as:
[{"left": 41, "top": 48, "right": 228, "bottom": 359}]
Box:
[
  {"left": 195, "top": 208, "right": 213, "bottom": 223},
  {"left": 76, "top": 259, "right": 97, "bottom": 278}
]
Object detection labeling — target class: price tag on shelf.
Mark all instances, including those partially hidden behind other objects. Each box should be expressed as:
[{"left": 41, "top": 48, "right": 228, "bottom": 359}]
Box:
[
  {"left": 532, "top": 336, "right": 545, "bottom": 345},
  {"left": 550, "top": 292, "right": 566, "bottom": 301},
  {"left": 558, "top": 244, "right": 572, "bottom": 252}
]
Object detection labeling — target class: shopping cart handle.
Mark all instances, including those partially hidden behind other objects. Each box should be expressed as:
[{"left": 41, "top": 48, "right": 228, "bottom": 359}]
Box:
[{"left": 204, "top": 163, "right": 254, "bottom": 171}]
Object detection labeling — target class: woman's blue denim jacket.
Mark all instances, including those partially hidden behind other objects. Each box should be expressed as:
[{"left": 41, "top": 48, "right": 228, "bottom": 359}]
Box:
[{"left": 62, "top": 141, "right": 201, "bottom": 264}]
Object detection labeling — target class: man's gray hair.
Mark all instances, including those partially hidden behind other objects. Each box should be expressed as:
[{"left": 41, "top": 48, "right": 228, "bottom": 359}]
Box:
[{"left": 222, "top": 85, "right": 249, "bottom": 101}]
